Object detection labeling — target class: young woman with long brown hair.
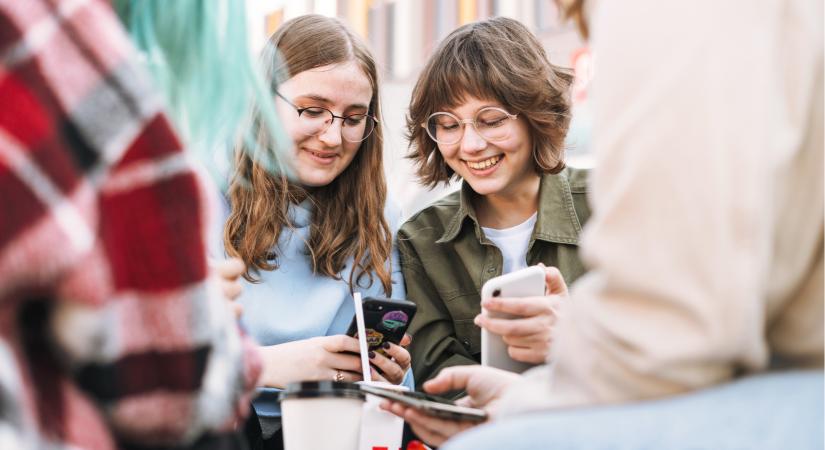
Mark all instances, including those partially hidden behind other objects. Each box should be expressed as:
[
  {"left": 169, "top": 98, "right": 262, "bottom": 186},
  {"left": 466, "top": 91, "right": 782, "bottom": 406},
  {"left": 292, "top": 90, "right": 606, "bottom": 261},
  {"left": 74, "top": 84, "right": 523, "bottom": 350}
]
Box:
[{"left": 222, "top": 14, "right": 412, "bottom": 447}]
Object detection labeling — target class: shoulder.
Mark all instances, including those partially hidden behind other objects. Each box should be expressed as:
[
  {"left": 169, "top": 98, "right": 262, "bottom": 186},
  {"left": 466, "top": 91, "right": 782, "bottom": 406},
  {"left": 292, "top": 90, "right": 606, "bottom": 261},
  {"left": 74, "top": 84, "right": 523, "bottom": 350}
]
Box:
[
  {"left": 560, "top": 166, "right": 592, "bottom": 226},
  {"left": 383, "top": 194, "right": 404, "bottom": 233},
  {"left": 563, "top": 166, "right": 590, "bottom": 194},
  {"left": 397, "top": 190, "right": 462, "bottom": 240}
]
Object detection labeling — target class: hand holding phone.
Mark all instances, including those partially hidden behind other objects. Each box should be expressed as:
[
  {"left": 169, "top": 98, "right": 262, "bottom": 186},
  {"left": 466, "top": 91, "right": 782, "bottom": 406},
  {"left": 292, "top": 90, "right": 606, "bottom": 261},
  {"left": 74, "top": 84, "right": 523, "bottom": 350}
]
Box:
[
  {"left": 374, "top": 364, "right": 518, "bottom": 448},
  {"left": 346, "top": 297, "right": 417, "bottom": 354},
  {"left": 346, "top": 297, "right": 417, "bottom": 384},
  {"left": 475, "top": 266, "right": 566, "bottom": 373},
  {"left": 360, "top": 384, "right": 487, "bottom": 422}
]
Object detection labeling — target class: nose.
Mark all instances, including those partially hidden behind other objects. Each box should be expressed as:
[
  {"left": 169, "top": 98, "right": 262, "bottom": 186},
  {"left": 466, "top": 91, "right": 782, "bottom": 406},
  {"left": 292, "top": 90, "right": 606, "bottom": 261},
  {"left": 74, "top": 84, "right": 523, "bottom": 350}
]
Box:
[
  {"left": 459, "top": 123, "right": 487, "bottom": 154},
  {"left": 317, "top": 117, "right": 343, "bottom": 147}
]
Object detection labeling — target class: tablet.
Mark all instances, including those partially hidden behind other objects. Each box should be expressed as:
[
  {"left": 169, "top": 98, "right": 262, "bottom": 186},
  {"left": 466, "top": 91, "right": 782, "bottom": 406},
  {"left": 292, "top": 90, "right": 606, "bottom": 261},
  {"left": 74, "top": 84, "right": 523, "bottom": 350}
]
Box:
[
  {"left": 480, "top": 265, "right": 546, "bottom": 373},
  {"left": 359, "top": 384, "right": 488, "bottom": 423}
]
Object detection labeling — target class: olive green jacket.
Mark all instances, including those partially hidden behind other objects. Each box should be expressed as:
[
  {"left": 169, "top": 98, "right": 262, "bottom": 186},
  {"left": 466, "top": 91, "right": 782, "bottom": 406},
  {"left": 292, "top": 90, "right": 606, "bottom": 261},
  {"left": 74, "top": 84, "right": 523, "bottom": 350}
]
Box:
[{"left": 398, "top": 168, "right": 591, "bottom": 385}]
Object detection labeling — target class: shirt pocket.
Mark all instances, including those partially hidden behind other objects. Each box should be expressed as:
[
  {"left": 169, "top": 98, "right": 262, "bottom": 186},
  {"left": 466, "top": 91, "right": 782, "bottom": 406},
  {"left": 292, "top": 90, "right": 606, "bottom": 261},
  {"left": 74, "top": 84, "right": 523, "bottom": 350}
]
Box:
[
  {"left": 439, "top": 290, "right": 482, "bottom": 356},
  {"left": 453, "top": 318, "right": 481, "bottom": 356}
]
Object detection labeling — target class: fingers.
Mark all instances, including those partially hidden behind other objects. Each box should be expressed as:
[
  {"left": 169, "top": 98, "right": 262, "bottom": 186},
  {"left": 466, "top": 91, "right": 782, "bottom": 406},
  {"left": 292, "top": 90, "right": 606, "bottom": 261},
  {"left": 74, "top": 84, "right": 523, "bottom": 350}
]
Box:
[
  {"left": 501, "top": 332, "right": 550, "bottom": 348},
  {"left": 383, "top": 343, "right": 412, "bottom": 371},
  {"left": 400, "top": 333, "right": 412, "bottom": 347},
  {"left": 230, "top": 302, "right": 243, "bottom": 320},
  {"left": 321, "top": 335, "right": 362, "bottom": 354},
  {"left": 326, "top": 351, "right": 364, "bottom": 373},
  {"left": 332, "top": 369, "right": 364, "bottom": 383},
  {"left": 544, "top": 266, "right": 568, "bottom": 296},
  {"left": 507, "top": 344, "right": 549, "bottom": 364},
  {"left": 220, "top": 279, "right": 243, "bottom": 301},
  {"left": 368, "top": 350, "right": 405, "bottom": 385},
  {"left": 423, "top": 365, "right": 485, "bottom": 395},
  {"left": 480, "top": 295, "right": 555, "bottom": 317},
  {"left": 475, "top": 314, "right": 552, "bottom": 338},
  {"left": 210, "top": 258, "right": 246, "bottom": 302},
  {"left": 212, "top": 257, "right": 246, "bottom": 280},
  {"left": 370, "top": 367, "right": 388, "bottom": 383}
]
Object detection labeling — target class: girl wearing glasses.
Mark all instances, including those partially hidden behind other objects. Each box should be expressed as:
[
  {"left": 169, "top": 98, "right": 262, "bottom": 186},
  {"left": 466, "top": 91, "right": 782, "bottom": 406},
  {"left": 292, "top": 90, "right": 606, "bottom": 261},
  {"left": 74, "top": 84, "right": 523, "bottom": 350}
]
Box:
[
  {"left": 223, "top": 14, "right": 412, "bottom": 447},
  {"left": 399, "top": 17, "right": 591, "bottom": 385}
]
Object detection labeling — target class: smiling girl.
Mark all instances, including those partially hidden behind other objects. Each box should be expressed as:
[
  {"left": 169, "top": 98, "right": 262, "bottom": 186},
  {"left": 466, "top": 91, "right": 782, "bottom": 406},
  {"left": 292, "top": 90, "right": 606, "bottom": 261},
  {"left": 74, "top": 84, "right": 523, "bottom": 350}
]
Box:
[
  {"left": 223, "top": 14, "right": 412, "bottom": 448},
  {"left": 399, "top": 17, "right": 591, "bottom": 385}
]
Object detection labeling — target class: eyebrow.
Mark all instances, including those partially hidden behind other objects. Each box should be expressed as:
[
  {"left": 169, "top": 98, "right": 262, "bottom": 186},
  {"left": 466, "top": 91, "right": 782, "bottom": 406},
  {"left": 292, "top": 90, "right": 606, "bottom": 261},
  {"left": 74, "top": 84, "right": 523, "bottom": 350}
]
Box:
[
  {"left": 443, "top": 103, "right": 502, "bottom": 114},
  {"left": 293, "top": 93, "right": 369, "bottom": 111}
]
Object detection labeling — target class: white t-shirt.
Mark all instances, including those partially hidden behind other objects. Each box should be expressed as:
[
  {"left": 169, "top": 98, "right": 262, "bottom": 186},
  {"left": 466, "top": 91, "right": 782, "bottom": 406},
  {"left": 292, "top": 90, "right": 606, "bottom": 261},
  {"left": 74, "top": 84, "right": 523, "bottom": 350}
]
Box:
[{"left": 481, "top": 212, "right": 538, "bottom": 275}]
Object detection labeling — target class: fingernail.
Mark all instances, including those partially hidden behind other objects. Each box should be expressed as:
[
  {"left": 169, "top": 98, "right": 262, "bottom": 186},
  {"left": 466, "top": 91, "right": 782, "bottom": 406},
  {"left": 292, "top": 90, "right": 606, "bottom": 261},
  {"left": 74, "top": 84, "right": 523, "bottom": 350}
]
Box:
[
  {"left": 381, "top": 342, "right": 390, "bottom": 350},
  {"left": 407, "top": 440, "right": 426, "bottom": 450},
  {"left": 368, "top": 351, "right": 376, "bottom": 359}
]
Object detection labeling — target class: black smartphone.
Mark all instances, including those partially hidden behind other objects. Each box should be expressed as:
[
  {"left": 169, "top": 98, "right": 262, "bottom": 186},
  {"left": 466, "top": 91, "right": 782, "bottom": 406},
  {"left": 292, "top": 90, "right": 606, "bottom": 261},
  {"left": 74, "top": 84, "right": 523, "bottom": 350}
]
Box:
[
  {"left": 346, "top": 297, "right": 417, "bottom": 354},
  {"left": 359, "top": 384, "right": 488, "bottom": 422}
]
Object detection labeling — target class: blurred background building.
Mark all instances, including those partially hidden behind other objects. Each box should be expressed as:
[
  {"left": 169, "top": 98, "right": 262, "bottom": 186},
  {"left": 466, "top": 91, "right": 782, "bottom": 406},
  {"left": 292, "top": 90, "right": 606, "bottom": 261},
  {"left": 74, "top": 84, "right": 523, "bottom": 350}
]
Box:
[{"left": 247, "top": 0, "right": 593, "bottom": 218}]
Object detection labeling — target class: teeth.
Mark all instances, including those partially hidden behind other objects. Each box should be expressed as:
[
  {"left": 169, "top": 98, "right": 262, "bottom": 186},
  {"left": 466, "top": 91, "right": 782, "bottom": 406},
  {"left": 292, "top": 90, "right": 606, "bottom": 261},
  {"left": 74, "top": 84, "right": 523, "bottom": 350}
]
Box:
[{"left": 466, "top": 155, "right": 501, "bottom": 170}]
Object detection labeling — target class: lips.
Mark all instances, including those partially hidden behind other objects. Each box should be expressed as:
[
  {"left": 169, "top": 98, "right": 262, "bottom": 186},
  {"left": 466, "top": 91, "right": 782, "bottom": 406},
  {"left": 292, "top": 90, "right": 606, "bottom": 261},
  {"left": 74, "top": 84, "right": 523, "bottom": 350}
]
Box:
[
  {"left": 465, "top": 155, "right": 502, "bottom": 170},
  {"left": 305, "top": 149, "right": 338, "bottom": 159}
]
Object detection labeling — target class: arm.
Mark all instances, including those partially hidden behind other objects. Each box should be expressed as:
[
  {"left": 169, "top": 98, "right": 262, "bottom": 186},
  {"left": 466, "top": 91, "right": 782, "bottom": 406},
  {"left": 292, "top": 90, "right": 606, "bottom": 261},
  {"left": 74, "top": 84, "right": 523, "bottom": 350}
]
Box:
[
  {"left": 398, "top": 232, "right": 477, "bottom": 386},
  {"left": 51, "top": 114, "right": 261, "bottom": 443}
]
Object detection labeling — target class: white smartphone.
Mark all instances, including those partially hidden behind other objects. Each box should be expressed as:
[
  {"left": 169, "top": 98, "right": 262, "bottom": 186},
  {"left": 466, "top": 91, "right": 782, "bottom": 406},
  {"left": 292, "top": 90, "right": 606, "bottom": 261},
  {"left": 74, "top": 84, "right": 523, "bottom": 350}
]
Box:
[
  {"left": 480, "top": 265, "right": 546, "bottom": 373},
  {"left": 359, "top": 384, "right": 488, "bottom": 422}
]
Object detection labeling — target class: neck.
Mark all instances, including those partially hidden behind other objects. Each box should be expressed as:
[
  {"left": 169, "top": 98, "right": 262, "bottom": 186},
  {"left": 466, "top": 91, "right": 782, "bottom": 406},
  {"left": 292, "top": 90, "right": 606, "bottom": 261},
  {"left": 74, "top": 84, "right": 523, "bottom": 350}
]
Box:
[{"left": 474, "top": 175, "right": 540, "bottom": 229}]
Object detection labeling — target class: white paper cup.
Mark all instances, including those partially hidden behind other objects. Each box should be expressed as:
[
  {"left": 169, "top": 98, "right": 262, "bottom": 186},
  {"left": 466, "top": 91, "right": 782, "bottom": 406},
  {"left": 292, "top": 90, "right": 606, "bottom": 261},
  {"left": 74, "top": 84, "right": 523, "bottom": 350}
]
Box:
[
  {"left": 280, "top": 381, "right": 366, "bottom": 450},
  {"left": 357, "top": 381, "right": 408, "bottom": 450}
]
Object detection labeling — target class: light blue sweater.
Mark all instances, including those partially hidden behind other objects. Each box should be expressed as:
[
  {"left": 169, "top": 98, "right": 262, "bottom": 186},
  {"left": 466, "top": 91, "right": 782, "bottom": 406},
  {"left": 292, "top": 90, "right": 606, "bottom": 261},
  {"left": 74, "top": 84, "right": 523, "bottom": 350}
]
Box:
[{"left": 234, "top": 199, "right": 411, "bottom": 425}]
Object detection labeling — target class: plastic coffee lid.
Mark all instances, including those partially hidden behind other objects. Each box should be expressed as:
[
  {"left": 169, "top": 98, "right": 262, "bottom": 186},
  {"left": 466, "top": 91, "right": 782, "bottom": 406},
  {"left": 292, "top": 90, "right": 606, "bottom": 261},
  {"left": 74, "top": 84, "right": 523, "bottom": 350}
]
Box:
[{"left": 279, "top": 381, "right": 366, "bottom": 401}]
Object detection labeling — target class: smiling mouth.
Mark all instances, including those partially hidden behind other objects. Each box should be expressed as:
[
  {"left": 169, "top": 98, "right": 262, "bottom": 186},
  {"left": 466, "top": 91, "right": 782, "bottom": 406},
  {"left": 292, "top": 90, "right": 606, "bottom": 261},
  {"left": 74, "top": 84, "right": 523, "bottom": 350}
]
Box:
[
  {"left": 305, "top": 149, "right": 338, "bottom": 159},
  {"left": 465, "top": 155, "right": 502, "bottom": 170}
]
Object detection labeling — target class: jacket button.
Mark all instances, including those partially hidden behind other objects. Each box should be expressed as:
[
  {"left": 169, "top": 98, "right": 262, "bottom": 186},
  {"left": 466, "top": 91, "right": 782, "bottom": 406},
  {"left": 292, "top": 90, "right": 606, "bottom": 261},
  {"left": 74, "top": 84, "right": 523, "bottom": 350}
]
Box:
[
  {"left": 462, "top": 338, "right": 471, "bottom": 348},
  {"left": 487, "top": 267, "right": 496, "bottom": 273}
]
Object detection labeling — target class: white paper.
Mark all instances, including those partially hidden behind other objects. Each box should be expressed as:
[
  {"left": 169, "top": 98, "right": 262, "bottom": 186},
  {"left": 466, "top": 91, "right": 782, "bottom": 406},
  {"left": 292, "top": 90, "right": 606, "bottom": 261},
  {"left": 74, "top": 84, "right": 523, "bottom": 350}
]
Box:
[{"left": 352, "top": 292, "right": 371, "bottom": 382}]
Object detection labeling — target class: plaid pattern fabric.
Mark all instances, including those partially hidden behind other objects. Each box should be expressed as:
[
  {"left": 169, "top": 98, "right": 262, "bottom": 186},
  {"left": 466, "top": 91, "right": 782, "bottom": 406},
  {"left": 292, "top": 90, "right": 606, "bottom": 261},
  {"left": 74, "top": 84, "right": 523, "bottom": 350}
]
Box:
[{"left": 0, "top": 0, "right": 261, "bottom": 448}]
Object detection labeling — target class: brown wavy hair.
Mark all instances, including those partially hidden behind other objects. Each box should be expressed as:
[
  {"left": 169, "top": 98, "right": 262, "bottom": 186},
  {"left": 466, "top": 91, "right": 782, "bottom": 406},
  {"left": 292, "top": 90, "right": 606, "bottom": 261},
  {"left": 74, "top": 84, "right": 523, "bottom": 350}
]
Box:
[
  {"left": 406, "top": 17, "right": 574, "bottom": 187},
  {"left": 224, "top": 14, "right": 392, "bottom": 294}
]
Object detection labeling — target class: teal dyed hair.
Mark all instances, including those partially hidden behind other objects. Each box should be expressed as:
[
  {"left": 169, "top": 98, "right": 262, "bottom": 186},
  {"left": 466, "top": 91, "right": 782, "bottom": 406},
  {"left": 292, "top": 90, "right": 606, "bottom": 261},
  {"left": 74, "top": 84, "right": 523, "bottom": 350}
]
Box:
[{"left": 112, "top": 0, "right": 289, "bottom": 185}]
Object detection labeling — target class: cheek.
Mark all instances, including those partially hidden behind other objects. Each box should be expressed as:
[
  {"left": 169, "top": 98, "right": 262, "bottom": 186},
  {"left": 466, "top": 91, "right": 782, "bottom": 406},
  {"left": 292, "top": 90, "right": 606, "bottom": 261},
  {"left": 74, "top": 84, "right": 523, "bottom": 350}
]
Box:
[
  {"left": 437, "top": 144, "right": 459, "bottom": 161},
  {"left": 291, "top": 135, "right": 310, "bottom": 157},
  {"left": 345, "top": 141, "right": 362, "bottom": 154},
  {"left": 275, "top": 104, "right": 303, "bottom": 145}
]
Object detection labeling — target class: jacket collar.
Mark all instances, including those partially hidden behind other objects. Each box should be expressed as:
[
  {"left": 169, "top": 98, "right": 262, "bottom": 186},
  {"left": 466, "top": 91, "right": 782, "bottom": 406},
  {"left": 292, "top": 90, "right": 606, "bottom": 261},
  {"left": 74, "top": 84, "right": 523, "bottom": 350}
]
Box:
[{"left": 436, "top": 171, "right": 583, "bottom": 245}]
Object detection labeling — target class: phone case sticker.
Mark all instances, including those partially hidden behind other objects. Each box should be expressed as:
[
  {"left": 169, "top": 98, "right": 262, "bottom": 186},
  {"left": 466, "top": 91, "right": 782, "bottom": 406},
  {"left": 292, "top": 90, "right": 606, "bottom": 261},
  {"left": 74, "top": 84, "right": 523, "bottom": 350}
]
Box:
[
  {"left": 381, "top": 310, "right": 409, "bottom": 331},
  {"left": 365, "top": 329, "right": 384, "bottom": 347}
]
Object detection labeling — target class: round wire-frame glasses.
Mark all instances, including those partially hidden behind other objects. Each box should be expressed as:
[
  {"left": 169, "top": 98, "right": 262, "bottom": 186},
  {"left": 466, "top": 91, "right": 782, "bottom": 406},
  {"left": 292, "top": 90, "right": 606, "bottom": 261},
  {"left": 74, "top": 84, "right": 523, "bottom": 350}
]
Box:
[
  {"left": 275, "top": 91, "right": 378, "bottom": 143},
  {"left": 422, "top": 107, "right": 518, "bottom": 145}
]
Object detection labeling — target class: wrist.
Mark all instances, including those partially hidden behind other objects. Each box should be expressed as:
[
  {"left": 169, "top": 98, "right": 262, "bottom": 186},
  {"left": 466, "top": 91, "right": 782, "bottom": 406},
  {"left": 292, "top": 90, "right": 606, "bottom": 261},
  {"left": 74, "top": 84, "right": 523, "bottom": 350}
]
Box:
[{"left": 258, "top": 344, "right": 288, "bottom": 388}]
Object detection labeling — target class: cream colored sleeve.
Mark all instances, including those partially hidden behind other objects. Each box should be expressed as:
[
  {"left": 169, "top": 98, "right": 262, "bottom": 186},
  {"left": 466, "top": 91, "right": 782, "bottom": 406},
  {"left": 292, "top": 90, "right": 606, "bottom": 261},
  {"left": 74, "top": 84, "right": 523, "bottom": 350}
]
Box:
[{"left": 497, "top": 0, "right": 823, "bottom": 414}]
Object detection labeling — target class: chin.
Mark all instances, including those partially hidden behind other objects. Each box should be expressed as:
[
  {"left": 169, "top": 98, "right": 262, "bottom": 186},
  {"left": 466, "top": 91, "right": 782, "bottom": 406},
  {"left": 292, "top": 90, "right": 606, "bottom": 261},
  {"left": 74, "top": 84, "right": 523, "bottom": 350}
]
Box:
[
  {"left": 465, "top": 180, "right": 503, "bottom": 196},
  {"left": 296, "top": 172, "right": 337, "bottom": 188},
  {"left": 298, "top": 178, "right": 334, "bottom": 188}
]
